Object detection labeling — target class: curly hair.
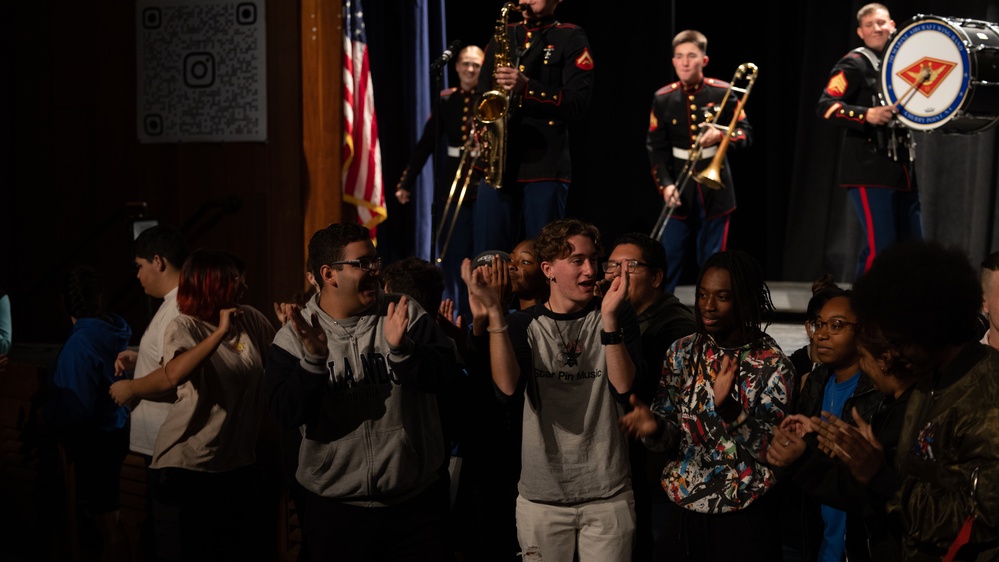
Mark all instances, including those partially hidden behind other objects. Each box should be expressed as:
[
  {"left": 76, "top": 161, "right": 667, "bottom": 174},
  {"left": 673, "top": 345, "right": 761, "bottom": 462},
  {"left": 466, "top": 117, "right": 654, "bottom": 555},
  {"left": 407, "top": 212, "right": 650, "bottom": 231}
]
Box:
[
  {"left": 176, "top": 249, "right": 243, "bottom": 322},
  {"left": 696, "top": 250, "right": 775, "bottom": 334},
  {"left": 307, "top": 223, "right": 371, "bottom": 288},
  {"left": 535, "top": 219, "right": 602, "bottom": 264},
  {"left": 381, "top": 257, "right": 444, "bottom": 315},
  {"left": 852, "top": 241, "right": 982, "bottom": 349}
]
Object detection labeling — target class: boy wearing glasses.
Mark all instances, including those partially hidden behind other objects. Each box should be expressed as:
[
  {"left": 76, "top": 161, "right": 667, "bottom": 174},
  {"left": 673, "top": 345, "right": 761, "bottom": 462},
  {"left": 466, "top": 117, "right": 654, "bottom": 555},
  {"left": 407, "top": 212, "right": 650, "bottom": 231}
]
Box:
[
  {"left": 264, "top": 223, "right": 460, "bottom": 561},
  {"left": 604, "top": 233, "right": 695, "bottom": 558}
]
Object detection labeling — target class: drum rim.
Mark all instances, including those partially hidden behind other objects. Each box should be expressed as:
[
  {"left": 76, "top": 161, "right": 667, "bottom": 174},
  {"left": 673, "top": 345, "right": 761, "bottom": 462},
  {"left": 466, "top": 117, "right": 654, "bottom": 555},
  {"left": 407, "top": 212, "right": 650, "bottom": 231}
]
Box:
[{"left": 881, "top": 14, "right": 973, "bottom": 131}]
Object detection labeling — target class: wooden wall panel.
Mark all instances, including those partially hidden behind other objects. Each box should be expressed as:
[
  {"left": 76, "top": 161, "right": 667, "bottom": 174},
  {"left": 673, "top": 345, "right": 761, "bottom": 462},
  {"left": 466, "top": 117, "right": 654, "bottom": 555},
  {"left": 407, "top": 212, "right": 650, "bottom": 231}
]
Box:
[{"left": 1, "top": 0, "right": 311, "bottom": 343}]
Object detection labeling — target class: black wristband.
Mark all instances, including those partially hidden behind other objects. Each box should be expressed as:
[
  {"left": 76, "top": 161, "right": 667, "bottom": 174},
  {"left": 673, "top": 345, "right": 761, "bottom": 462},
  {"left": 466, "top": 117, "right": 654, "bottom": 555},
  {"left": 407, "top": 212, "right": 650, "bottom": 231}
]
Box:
[{"left": 600, "top": 329, "right": 624, "bottom": 345}]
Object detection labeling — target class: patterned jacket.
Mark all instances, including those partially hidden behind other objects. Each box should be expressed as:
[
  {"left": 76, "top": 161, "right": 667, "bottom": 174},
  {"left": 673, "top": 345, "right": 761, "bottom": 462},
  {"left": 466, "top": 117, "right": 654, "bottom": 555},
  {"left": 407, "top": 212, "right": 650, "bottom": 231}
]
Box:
[{"left": 645, "top": 331, "right": 792, "bottom": 513}]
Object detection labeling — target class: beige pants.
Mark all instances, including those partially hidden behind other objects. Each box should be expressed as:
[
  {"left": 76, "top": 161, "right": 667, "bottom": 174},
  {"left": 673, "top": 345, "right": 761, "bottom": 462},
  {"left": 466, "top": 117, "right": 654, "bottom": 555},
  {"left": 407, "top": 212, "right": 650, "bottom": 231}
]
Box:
[{"left": 515, "top": 488, "right": 636, "bottom": 562}]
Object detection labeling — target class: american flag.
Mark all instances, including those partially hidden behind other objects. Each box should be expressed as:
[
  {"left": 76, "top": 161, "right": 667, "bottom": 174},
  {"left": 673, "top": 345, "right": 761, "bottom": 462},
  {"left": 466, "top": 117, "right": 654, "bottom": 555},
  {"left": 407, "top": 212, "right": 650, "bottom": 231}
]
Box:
[{"left": 342, "top": 0, "right": 386, "bottom": 232}]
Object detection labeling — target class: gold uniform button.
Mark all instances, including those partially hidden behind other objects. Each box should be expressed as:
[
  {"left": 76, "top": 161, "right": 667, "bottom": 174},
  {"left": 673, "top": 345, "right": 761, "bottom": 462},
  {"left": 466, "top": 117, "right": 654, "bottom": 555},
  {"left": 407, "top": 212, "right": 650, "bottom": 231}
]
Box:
[
  {"left": 672, "top": 119, "right": 677, "bottom": 125},
  {"left": 540, "top": 92, "right": 546, "bottom": 97},
  {"left": 690, "top": 125, "right": 697, "bottom": 131},
  {"left": 690, "top": 104, "right": 697, "bottom": 111},
  {"left": 529, "top": 90, "right": 534, "bottom": 95},
  {"left": 462, "top": 134, "right": 468, "bottom": 141},
  {"left": 688, "top": 95, "right": 695, "bottom": 101},
  {"left": 526, "top": 31, "right": 532, "bottom": 38},
  {"left": 849, "top": 110, "right": 854, "bottom": 117},
  {"left": 524, "top": 42, "right": 531, "bottom": 49},
  {"left": 463, "top": 107, "right": 469, "bottom": 113},
  {"left": 548, "top": 121, "right": 555, "bottom": 126},
  {"left": 519, "top": 65, "right": 526, "bottom": 72},
  {"left": 461, "top": 125, "right": 467, "bottom": 132}
]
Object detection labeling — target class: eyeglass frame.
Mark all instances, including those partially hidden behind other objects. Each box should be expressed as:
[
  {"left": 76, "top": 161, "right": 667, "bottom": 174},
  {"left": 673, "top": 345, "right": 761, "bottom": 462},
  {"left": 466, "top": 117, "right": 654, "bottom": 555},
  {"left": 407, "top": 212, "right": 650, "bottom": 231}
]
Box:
[
  {"left": 329, "top": 257, "right": 382, "bottom": 272},
  {"left": 807, "top": 318, "right": 857, "bottom": 335},
  {"left": 601, "top": 259, "right": 650, "bottom": 274}
]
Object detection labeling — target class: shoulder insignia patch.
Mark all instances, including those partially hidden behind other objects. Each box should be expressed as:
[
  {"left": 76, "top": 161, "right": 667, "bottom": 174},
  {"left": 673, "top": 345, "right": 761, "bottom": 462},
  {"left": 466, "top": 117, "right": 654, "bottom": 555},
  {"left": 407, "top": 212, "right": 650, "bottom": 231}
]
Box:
[
  {"left": 649, "top": 110, "right": 659, "bottom": 132},
  {"left": 826, "top": 70, "right": 848, "bottom": 97},
  {"left": 575, "top": 48, "right": 594, "bottom": 70}
]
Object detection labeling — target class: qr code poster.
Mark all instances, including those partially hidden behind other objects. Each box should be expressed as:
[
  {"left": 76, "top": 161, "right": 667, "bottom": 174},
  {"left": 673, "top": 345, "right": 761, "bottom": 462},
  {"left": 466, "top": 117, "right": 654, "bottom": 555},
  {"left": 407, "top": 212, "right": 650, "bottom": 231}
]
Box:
[{"left": 136, "top": 0, "right": 267, "bottom": 143}]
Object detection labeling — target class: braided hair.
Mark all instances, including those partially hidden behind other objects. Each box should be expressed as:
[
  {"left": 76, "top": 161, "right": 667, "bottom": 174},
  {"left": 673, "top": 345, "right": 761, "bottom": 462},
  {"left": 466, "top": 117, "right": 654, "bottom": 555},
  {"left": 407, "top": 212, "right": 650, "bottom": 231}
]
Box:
[{"left": 696, "top": 250, "right": 775, "bottom": 338}]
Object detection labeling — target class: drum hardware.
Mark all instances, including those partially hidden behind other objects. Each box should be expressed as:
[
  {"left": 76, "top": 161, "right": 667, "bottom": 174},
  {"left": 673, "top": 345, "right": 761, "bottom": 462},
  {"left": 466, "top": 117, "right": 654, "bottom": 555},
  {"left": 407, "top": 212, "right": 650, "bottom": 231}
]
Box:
[{"left": 881, "top": 15, "right": 999, "bottom": 133}]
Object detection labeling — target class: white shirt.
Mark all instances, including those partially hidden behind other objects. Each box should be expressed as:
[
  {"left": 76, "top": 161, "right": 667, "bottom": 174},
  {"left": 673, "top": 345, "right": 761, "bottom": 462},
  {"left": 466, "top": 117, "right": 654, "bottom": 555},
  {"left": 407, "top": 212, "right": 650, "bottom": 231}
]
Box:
[{"left": 129, "top": 287, "right": 180, "bottom": 455}]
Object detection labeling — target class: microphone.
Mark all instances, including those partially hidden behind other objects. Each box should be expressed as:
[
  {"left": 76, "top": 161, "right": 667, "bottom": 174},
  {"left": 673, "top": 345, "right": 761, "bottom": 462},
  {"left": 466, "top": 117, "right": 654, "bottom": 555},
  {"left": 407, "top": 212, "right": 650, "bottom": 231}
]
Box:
[{"left": 429, "top": 40, "right": 463, "bottom": 74}]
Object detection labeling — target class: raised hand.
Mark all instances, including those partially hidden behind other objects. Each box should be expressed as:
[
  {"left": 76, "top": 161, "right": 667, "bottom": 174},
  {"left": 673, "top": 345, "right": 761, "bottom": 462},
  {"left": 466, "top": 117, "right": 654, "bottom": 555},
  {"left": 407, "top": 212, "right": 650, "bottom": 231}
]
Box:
[
  {"left": 385, "top": 295, "right": 411, "bottom": 349},
  {"left": 601, "top": 267, "right": 629, "bottom": 323},
  {"left": 619, "top": 394, "right": 660, "bottom": 438},
  {"left": 461, "top": 259, "right": 501, "bottom": 312},
  {"left": 712, "top": 354, "right": 737, "bottom": 408},
  {"left": 284, "top": 303, "right": 329, "bottom": 356}
]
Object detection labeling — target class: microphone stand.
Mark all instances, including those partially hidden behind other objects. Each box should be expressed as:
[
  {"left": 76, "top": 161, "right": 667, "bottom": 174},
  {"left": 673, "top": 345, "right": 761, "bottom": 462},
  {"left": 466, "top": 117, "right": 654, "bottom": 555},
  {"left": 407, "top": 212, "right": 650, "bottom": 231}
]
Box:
[{"left": 429, "top": 62, "right": 446, "bottom": 263}]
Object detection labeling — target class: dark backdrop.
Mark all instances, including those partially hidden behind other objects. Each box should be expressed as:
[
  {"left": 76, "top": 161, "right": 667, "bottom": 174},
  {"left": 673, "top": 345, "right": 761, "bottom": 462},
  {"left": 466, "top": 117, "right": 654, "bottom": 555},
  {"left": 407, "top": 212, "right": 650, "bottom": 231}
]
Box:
[
  {"left": 377, "top": 0, "right": 999, "bottom": 283},
  {"left": 3, "top": 0, "right": 998, "bottom": 345}
]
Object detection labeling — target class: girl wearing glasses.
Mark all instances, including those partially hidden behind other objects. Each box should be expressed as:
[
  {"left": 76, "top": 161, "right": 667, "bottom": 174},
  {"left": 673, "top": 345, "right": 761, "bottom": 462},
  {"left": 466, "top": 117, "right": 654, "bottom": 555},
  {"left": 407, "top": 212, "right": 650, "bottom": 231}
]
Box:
[{"left": 767, "top": 283, "right": 882, "bottom": 562}]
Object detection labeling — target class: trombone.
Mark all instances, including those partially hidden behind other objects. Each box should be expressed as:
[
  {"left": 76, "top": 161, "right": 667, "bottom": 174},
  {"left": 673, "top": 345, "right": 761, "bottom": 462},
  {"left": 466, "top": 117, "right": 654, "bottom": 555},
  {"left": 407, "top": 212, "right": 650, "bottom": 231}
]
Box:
[
  {"left": 650, "top": 63, "right": 759, "bottom": 241},
  {"left": 434, "top": 132, "right": 479, "bottom": 263}
]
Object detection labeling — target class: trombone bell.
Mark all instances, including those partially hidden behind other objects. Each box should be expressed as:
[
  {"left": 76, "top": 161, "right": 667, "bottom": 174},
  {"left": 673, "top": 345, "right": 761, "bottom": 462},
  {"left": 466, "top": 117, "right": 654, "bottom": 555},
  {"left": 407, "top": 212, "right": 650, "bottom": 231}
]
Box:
[{"left": 693, "top": 161, "right": 725, "bottom": 190}]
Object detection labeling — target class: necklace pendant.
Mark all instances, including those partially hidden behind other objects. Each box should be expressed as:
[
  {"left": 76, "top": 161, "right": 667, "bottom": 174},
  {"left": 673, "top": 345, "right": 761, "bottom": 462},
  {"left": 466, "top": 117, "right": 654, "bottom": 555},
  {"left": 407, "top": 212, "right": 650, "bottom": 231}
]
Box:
[{"left": 563, "top": 341, "right": 580, "bottom": 367}]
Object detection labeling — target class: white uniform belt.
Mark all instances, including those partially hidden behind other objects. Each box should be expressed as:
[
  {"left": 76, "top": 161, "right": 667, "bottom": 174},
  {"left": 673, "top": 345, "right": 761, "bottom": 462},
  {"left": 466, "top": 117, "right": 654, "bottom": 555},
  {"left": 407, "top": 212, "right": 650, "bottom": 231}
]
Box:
[
  {"left": 672, "top": 145, "right": 717, "bottom": 160},
  {"left": 447, "top": 145, "right": 462, "bottom": 158}
]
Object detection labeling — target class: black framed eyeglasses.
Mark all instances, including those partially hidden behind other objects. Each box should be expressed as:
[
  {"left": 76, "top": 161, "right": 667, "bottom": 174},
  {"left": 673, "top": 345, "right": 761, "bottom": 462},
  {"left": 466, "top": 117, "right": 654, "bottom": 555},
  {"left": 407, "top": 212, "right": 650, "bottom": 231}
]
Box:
[
  {"left": 602, "top": 259, "right": 649, "bottom": 274},
  {"left": 330, "top": 257, "right": 382, "bottom": 272},
  {"left": 807, "top": 318, "right": 857, "bottom": 335}
]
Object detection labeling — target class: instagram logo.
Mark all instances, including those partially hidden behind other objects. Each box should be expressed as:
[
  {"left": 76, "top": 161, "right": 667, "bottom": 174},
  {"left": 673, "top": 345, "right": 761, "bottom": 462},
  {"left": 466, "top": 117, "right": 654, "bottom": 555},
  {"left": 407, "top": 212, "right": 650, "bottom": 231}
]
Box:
[{"left": 184, "top": 52, "right": 215, "bottom": 88}]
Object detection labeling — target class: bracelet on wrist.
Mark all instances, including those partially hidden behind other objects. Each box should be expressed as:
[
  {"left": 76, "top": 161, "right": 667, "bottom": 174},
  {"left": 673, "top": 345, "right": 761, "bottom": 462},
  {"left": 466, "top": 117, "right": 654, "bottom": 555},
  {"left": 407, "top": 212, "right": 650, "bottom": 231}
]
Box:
[{"left": 487, "top": 324, "right": 509, "bottom": 333}]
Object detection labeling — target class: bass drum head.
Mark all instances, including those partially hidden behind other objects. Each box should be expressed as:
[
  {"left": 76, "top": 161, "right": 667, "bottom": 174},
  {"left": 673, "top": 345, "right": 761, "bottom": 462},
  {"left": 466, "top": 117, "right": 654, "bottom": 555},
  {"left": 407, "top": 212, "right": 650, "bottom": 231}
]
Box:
[{"left": 881, "top": 16, "right": 972, "bottom": 131}]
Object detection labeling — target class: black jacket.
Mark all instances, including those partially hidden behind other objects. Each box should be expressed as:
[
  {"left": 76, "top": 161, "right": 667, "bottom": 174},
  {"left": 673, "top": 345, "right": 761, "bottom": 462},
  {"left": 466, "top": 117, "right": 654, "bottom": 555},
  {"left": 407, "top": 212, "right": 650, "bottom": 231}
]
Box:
[
  {"left": 478, "top": 15, "right": 594, "bottom": 186},
  {"left": 816, "top": 47, "right": 914, "bottom": 191}
]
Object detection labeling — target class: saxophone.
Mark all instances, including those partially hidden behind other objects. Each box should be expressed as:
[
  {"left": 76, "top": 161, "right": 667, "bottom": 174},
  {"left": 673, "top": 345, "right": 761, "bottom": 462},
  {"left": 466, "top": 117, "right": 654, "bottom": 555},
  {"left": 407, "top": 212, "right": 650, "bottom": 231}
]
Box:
[{"left": 475, "top": 2, "right": 523, "bottom": 189}]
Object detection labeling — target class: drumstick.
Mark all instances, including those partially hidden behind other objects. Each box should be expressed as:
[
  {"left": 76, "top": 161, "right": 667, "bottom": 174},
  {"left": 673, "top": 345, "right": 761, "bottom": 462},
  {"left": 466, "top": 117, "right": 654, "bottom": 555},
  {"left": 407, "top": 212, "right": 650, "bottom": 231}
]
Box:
[{"left": 890, "top": 64, "right": 932, "bottom": 109}]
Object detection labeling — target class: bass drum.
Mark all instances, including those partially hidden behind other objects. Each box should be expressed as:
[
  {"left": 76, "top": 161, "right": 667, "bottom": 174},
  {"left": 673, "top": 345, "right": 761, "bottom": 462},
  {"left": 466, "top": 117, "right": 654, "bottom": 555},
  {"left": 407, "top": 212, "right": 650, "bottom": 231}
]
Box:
[{"left": 881, "top": 15, "right": 999, "bottom": 133}]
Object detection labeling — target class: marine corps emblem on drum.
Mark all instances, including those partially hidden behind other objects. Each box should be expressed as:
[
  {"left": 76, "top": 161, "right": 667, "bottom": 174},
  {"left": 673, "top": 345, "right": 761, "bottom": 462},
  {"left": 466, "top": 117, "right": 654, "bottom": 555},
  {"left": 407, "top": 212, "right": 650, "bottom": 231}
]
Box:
[{"left": 881, "top": 15, "right": 999, "bottom": 133}]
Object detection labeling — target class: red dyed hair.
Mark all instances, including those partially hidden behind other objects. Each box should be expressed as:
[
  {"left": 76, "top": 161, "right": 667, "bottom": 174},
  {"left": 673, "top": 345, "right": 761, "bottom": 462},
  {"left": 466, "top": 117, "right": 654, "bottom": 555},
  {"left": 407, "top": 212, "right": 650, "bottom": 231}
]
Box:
[{"left": 177, "top": 249, "right": 243, "bottom": 321}]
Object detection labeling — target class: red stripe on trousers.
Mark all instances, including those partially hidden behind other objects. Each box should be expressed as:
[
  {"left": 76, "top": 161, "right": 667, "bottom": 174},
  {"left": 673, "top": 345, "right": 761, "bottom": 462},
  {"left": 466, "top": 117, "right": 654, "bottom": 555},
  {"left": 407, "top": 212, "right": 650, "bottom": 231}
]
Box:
[{"left": 859, "top": 187, "right": 877, "bottom": 273}]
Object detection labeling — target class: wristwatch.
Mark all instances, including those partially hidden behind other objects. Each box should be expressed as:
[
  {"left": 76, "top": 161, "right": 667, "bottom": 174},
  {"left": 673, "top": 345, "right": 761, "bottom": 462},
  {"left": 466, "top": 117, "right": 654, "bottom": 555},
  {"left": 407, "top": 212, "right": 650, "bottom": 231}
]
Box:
[{"left": 600, "top": 329, "right": 624, "bottom": 345}]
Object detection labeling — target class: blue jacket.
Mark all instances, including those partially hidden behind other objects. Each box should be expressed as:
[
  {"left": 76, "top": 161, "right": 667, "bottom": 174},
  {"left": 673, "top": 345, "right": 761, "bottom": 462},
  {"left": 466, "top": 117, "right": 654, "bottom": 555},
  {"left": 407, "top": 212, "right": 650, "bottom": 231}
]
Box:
[{"left": 48, "top": 314, "right": 132, "bottom": 433}]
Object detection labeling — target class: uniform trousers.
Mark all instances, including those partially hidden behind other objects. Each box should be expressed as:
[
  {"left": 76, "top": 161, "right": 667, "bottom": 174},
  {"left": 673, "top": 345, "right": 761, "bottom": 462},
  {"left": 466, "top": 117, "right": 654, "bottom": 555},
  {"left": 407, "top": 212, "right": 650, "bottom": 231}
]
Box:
[{"left": 847, "top": 187, "right": 922, "bottom": 280}]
